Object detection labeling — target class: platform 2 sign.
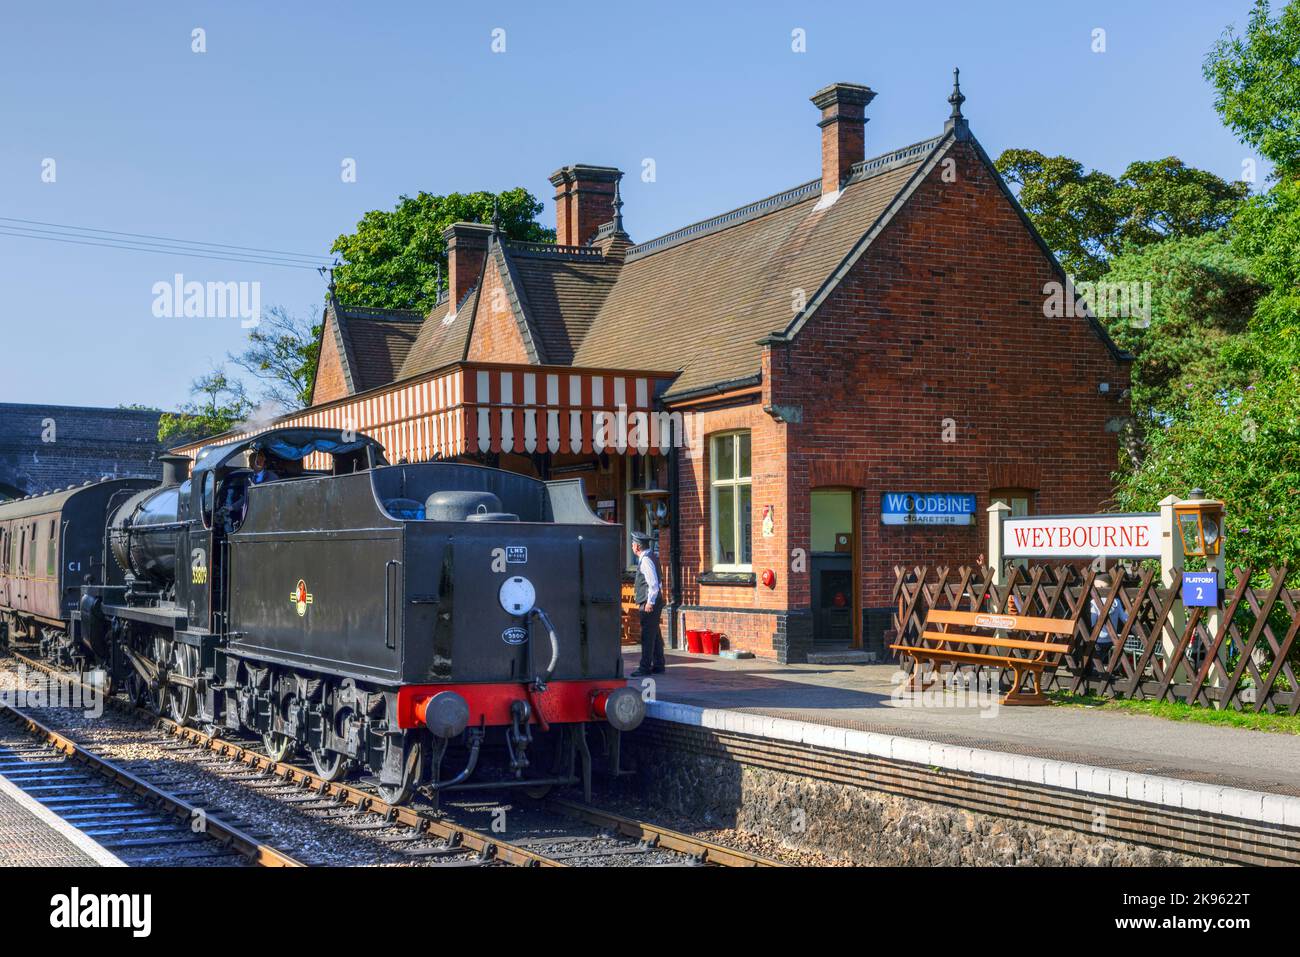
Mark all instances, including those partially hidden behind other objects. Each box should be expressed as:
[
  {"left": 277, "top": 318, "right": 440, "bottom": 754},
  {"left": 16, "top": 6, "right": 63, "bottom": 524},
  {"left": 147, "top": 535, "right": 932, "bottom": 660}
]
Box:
[
  {"left": 1002, "top": 513, "right": 1161, "bottom": 559},
  {"left": 881, "top": 492, "right": 976, "bottom": 526},
  {"left": 1182, "top": 571, "right": 1220, "bottom": 607}
]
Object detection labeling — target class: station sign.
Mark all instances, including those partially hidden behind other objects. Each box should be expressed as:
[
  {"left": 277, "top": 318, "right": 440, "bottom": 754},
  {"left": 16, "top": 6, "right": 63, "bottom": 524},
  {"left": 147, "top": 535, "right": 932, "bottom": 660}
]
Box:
[
  {"left": 1002, "top": 513, "right": 1161, "bottom": 559},
  {"left": 881, "top": 492, "right": 976, "bottom": 527},
  {"left": 1182, "top": 571, "right": 1220, "bottom": 607}
]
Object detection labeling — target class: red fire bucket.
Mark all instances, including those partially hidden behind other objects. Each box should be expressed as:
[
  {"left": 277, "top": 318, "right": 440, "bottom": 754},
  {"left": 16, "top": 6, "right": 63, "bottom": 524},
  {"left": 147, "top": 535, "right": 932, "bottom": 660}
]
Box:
[
  {"left": 685, "top": 629, "right": 705, "bottom": 653},
  {"left": 701, "top": 631, "right": 722, "bottom": 655}
]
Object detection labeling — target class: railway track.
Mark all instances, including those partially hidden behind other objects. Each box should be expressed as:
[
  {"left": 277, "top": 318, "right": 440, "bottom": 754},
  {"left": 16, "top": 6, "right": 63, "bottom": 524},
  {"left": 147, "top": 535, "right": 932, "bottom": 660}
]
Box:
[
  {"left": 2, "top": 648, "right": 782, "bottom": 867},
  {"left": 0, "top": 703, "right": 301, "bottom": 866}
]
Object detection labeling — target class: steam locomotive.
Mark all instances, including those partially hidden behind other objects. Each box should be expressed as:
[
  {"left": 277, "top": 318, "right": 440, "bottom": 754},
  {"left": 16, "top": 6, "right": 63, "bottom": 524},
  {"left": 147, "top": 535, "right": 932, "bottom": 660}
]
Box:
[{"left": 0, "top": 426, "right": 644, "bottom": 804}]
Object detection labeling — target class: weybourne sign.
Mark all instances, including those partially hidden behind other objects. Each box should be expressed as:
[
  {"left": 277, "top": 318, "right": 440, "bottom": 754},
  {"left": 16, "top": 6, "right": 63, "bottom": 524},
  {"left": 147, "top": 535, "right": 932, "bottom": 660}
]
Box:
[
  {"left": 1001, "top": 513, "right": 1162, "bottom": 559},
  {"left": 882, "top": 492, "right": 977, "bottom": 526}
]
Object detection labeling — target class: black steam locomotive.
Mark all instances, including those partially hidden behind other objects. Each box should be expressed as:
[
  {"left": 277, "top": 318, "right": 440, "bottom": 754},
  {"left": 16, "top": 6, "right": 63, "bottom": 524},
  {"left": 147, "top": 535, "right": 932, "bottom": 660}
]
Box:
[{"left": 5, "top": 426, "right": 643, "bottom": 804}]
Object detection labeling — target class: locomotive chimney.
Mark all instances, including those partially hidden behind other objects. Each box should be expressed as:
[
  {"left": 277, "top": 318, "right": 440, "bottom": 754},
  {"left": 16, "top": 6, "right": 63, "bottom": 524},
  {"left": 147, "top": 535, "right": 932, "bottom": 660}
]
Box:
[{"left": 159, "top": 454, "right": 191, "bottom": 487}]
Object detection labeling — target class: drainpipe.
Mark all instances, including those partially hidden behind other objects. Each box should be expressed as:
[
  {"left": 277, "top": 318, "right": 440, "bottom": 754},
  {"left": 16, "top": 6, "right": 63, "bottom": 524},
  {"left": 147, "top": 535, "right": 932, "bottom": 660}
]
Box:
[{"left": 668, "top": 440, "right": 682, "bottom": 650}]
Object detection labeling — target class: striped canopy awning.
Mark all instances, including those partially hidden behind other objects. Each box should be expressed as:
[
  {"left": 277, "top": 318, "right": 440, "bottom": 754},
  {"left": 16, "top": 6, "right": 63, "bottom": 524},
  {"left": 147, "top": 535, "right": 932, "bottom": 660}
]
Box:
[{"left": 173, "top": 362, "right": 679, "bottom": 467}]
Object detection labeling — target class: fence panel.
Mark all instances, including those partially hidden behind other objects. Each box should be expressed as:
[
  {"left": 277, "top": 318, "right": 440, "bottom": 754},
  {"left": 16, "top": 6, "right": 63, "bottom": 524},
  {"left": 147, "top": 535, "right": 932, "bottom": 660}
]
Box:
[{"left": 891, "top": 563, "right": 1298, "bottom": 713}]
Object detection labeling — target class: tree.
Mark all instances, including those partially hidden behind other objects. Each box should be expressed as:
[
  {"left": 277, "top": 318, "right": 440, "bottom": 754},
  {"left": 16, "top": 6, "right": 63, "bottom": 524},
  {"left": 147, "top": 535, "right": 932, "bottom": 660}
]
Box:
[
  {"left": 1227, "top": 176, "right": 1300, "bottom": 373},
  {"left": 995, "top": 149, "right": 1118, "bottom": 279},
  {"left": 228, "top": 305, "right": 321, "bottom": 411},
  {"left": 1113, "top": 368, "right": 1300, "bottom": 575},
  {"left": 330, "top": 187, "right": 554, "bottom": 312},
  {"left": 158, "top": 368, "right": 254, "bottom": 448},
  {"left": 996, "top": 150, "right": 1247, "bottom": 280},
  {"left": 1205, "top": 0, "right": 1300, "bottom": 180},
  {"left": 1094, "top": 233, "right": 1263, "bottom": 424}
]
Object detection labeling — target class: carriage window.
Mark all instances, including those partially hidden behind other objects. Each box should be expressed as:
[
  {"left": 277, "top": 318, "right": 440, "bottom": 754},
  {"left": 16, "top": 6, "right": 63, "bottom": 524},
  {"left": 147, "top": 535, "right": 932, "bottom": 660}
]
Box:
[{"left": 47, "top": 521, "right": 57, "bottom": 577}]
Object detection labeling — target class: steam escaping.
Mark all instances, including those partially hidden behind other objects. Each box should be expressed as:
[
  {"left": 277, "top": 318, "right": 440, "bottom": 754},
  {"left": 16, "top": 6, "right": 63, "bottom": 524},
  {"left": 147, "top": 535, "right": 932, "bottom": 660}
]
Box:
[{"left": 232, "top": 399, "right": 285, "bottom": 435}]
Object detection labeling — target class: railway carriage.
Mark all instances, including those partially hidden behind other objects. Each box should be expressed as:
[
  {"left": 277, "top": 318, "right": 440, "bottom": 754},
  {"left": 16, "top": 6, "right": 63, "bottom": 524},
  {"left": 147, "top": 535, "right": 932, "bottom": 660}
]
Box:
[
  {"left": 0, "top": 477, "right": 156, "bottom": 663},
  {"left": 78, "top": 426, "right": 642, "bottom": 804}
]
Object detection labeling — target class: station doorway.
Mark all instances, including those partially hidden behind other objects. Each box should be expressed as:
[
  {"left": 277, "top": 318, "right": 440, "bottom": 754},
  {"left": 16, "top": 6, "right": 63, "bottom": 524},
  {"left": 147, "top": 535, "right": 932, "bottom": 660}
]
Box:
[{"left": 810, "top": 489, "right": 860, "bottom": 648}]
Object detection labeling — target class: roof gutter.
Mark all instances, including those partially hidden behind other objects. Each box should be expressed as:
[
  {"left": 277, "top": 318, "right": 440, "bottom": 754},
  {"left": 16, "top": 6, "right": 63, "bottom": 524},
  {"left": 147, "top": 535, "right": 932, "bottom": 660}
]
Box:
[{"left": 660, "top": 373, "right": 763, "bottom": 407}]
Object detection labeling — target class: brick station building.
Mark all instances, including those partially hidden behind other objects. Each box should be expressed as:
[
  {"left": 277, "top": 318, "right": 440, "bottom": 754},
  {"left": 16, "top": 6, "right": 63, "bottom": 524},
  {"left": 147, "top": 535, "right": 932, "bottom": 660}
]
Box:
[{"left": 176, "top": 76, "right": 1131, "bottom": 662}]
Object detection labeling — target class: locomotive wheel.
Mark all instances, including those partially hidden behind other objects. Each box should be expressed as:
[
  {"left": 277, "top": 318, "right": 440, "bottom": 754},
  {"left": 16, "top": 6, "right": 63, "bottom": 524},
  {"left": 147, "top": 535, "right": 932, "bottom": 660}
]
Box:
[
  {"left": 262, "top": 732, "right": 296, "bottom": 762},
  {"left": 166, "top": 683, "right": 196, "bottom": 724},
  {"left": 165, "top": 646, "right": 197, "bottom": 726},
  {"left": 376, "top": 739, "right": 421, "bottom": 806},
  {"left": 127, "top": 672, "right": 161, "bottom": 714},
  {"left": 310, "top": 749, "right": 350, "bottom": 782}
]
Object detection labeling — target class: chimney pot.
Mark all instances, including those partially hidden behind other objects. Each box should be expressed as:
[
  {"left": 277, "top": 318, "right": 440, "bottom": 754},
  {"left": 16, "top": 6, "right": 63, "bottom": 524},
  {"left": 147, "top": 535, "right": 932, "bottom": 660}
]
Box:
[
  {"left": 443, "top": 222, "right": 493, "bottom": 309},
  {"left": 548, "top": 164, "right": 622, "bottom": 247},
  {"left": 810, "top": 82, "right": 876, "bottom": 195}
]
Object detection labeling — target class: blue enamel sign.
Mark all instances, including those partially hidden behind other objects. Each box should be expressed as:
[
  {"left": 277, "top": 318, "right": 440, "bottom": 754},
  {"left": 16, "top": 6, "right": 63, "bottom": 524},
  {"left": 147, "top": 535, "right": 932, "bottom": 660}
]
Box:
[
  {"left": 881, "top": 492, "right": 977, "bottom": 526},
  {"left": 1181, "top": 571, "right": 1219, "bottom": 607}
]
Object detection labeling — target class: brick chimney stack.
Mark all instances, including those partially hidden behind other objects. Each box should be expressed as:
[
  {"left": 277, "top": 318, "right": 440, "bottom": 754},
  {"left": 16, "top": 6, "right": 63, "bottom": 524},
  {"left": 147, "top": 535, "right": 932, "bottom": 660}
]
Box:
[
  {"left": 810, "top": 82, "right": 877, "bottom": 196},
  {"left": 549, "top": 165, "right": 622, "bottom": 247},
  {"left": 443, "top": 222, "right": 492, "bottom": 310}
]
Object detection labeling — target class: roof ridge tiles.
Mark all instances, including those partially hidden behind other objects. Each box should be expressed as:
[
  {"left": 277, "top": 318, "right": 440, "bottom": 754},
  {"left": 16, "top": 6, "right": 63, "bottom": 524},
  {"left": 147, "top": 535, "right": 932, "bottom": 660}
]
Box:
[
  {"left": 504, "top": 240, "right": 608, "bottom": 262},
  {"left": 624, "top": 134, "right": 946, "bottom": 264},
  {"left": 337, "top": 303, "right": 425, "bottom": 322}
]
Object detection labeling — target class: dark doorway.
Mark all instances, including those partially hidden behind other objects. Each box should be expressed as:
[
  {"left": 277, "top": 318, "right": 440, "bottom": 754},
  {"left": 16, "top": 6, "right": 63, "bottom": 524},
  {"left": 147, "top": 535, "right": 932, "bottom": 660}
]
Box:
[{"left": 810, "top": 489, "right": 858, "bottom": 646}]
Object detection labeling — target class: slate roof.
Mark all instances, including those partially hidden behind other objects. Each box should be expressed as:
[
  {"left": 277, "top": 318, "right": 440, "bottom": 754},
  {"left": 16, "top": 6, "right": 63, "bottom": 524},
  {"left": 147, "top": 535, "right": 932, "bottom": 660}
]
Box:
[
  {"left": 573, "top": 138, "right": 941, "bottom": 396},
  {"left": 497, "top": 243, "right": 623, "bottom": 365},
  {"left": 398, "top": 288, "right": 478, "bottom": 379},
  {"left": 321, "top": 130, "right": 1112, "bottom": 402}
]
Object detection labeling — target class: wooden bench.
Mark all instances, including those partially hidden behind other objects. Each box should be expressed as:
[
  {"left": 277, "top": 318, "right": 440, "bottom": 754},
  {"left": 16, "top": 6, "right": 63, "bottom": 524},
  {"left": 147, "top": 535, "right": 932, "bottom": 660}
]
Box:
[{"left": 890, "top": 608, "right": 1080, "bottom": 706}]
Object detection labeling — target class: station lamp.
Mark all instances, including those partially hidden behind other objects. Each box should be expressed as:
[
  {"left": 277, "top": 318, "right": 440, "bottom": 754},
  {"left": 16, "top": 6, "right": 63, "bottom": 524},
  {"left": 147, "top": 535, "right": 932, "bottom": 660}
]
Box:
[{"left": 1173, "top": 489, "right": 1225, "bottom": 558}]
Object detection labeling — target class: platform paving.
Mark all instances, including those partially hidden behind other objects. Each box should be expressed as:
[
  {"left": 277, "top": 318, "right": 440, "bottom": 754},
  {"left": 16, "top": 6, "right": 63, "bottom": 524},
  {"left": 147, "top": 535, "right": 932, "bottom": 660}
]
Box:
[
  {"left": 0, "top": 770, "right": 122, "bottom": 867},
  {"left": 627, "top": 650, "right": 1300, "bottom": 798}
]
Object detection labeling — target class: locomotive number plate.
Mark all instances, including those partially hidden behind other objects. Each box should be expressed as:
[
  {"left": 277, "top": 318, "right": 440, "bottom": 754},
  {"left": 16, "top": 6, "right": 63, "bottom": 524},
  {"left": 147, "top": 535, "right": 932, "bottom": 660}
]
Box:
[{"left": 506, "top": 546, "right": 528, "bottom": 564}]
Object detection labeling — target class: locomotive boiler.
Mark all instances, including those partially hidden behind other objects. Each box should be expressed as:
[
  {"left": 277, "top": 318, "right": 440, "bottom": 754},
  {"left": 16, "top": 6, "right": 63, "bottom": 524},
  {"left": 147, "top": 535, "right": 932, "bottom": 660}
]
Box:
[{"left": 80, "top": 426, "right": 643, "bottom": 804}]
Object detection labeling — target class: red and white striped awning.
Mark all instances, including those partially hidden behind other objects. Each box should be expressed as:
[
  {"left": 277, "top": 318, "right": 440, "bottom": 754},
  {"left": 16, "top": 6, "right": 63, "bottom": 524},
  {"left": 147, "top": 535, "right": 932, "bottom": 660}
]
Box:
[{"left": 174, "top": 363, "right": 677, "bottom": 467}]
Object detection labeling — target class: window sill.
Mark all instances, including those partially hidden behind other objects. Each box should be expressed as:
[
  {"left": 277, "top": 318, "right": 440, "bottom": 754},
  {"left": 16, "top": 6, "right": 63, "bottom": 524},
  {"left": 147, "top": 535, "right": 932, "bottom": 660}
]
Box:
[{"left": 698, "top": 570, "right": 756, "bottom": 587}]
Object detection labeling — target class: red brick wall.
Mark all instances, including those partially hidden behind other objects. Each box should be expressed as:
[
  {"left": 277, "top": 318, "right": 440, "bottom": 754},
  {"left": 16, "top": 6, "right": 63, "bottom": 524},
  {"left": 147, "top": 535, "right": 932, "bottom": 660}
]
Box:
[
  {"left": 467, "top": 256, "right": 532, "bottom": 364},
  {"left": 771, "top": 139, "right": 1129, "bottom": 613},
  {"left": 666, "top": 140, "right": 1129, "bottom": 659},
  {"left": 312, "top": 318, "right": 349, "bottom": 405},
  {"left": 667, "top": 394, "right": 792, "bottom": 655}
]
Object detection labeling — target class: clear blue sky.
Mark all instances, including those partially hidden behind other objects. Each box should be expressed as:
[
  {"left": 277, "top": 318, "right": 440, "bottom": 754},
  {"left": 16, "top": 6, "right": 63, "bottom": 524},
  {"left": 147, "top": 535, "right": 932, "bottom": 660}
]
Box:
[{"left": 0, "top": 0, "right": 1261, "bottom": 410}]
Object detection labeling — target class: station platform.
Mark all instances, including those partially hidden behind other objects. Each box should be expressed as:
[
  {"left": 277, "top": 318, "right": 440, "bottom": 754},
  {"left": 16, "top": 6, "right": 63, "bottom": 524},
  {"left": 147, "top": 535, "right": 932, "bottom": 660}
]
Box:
[
  {"left": 0, "top": 771, "right": 122, "bottom": 867},
  {"left": 626, "top": 649, "right": 1300, "bottom": 829}
]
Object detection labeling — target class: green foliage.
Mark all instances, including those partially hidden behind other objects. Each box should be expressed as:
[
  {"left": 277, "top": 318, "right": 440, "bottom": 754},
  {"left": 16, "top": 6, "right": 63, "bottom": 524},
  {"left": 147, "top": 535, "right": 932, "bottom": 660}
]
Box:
[
  {"left": 1094, "top": 233, "right": 1264, "bottom": 418},
  {"left": 158, "top": 368, "right": 253, "bottom": 448},
  {"left": 1113, "top": 368, "right": 1300, "bottom": 574},
  {"left": 1050, "top": 689, "right": 1300, "bottom": 734},
  {"left": 229, "top": 305, "right": 321, "bottom": 410},
  {"left": 330, "top": 187, "right": 554, "bottom": 312},
  {"left": 1205, "top": 0, "right": 1300, "bottom": 180},
  {"left": 1227, "top": 176, "right": 1300, "bottom": 373},
  {"left": 996, "top": 150, "right": 1247, "bottom": 280}
]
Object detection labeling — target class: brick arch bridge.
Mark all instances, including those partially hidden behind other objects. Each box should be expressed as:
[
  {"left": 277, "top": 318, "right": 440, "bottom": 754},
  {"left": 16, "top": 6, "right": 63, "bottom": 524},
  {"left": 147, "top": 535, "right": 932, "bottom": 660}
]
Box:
[{"left": 0, "top": 403, "right": 166, "bottom": 500}]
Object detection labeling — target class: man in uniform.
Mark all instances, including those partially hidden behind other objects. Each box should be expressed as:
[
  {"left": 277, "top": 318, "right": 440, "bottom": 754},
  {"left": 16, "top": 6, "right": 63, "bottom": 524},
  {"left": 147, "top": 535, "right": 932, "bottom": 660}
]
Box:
[{"left": 629, "top": 531, "right": 664, "bottom": 677}]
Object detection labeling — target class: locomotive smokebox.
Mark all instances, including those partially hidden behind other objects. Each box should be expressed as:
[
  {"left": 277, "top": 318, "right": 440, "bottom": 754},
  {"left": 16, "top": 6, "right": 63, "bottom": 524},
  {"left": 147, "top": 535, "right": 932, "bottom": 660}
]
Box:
[{"left": 158, "top": 454, "right": 192, "bottom": 488}]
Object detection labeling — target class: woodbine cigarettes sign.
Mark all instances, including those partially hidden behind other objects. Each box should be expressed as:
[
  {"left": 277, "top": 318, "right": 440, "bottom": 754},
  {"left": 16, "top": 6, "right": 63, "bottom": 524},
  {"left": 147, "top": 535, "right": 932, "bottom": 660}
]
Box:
[{"left": 1002, "top": 513, "right": 1162, "bottom": 559}]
